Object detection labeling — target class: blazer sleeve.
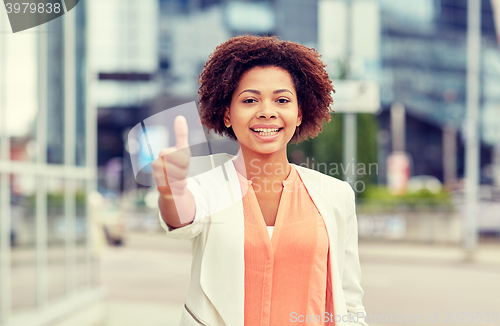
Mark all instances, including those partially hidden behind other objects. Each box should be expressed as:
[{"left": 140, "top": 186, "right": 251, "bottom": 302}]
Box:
[
  {"left": 342, "top": 181, "right": 369, "bottom": 326},
  {"left": 158, "top": 175, "right": 210, "bottom": 240}
]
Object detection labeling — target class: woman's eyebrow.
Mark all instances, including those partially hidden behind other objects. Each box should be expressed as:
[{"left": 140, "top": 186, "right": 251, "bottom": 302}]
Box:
[
  {"left": 237, "top": 88, "right": 294, "bottom": 98},
  {"left": 273, "top": 89, "right": 293, "bottom": 95},
  {"left": 237, "top": 89, "right": 260, "bottom": 98}
]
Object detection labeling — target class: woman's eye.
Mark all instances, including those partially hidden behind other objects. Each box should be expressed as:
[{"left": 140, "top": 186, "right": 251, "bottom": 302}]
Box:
[
  {"left": 243, "top": 99, "right": 256, "bottom": 104},
  {"left": 277, "top": 98, "right": 289, "bottom": 104}
]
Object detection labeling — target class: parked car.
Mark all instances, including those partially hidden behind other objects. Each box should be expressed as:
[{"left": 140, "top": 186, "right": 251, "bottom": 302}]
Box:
[
  {"left": 101, "top": 204, "right": 126, "bottom": 246},
  {"left": 407, "top": 175, "right": 442, "bottom": 194},
  {"left": 89, "top": 191, "right": 126, "bottom": 246}
]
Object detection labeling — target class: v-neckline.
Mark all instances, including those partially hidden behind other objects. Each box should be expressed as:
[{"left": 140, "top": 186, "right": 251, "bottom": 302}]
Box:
[
  {"left": 250, "top": 186, "right": 285, "bottom": 249},
  {"left": 232, "top": 160, "right": 297, "bottom": 249},
  {"left": 250, "top": 165, "right": 296, "bottom": 249},
  {"left": 254, "top": 189, "right": 282, "bottom": 227}
]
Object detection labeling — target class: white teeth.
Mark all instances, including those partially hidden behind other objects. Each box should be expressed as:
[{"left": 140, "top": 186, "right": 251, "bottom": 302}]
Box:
[
  {"left": 252, "top": 128, "right": 280, "bottom": 136},
  {"left": 252, "top": 128, "right": 281, "bottom": 136}
]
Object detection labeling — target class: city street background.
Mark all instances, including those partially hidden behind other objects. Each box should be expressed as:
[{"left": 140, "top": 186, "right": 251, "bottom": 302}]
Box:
[
  {"left": 2, "top": 0, "right": 500, "bottom": 325},
  {"left": 97, "top": 231, "right": 500, "bottom": 326}
]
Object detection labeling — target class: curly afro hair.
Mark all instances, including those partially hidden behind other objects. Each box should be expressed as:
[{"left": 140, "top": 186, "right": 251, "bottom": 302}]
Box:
[{"left": 198, "top": 35, "right": 334, "bottom": 144}]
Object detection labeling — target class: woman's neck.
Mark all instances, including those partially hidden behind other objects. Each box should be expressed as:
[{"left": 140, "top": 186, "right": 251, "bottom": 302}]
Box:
[{"left": 232, "top": 147, "right": 291, "bottom": 186}]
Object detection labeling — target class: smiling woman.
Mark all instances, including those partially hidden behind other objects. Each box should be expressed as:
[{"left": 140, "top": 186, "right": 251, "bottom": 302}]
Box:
[{"left": 154, "top": 35, "right": 368, "bottom": 326}]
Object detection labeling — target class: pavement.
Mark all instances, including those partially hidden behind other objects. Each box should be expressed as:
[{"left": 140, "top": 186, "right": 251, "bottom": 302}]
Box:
[
  {"left": 99, "top": 231, "right": 191, "bottom": 326},
  {"left": 98, "top": 232, "right": 500, "bottom": 326},
  {"left": 358, "top": 241, "right": 500, "bottom": 326}
]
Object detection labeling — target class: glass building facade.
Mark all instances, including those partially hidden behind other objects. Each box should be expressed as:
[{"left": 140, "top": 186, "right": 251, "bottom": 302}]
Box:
[
  {"left": 378, "top": 0, "right": 500, "bottom": 181},
  {"left": 0, "top": 2, "right": 102, "bottom": 326}
]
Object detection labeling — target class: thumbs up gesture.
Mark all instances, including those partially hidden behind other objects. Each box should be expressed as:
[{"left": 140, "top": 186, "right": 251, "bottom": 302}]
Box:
[{"left": 152, "top": 115, "right": 192, "bottom": 196}]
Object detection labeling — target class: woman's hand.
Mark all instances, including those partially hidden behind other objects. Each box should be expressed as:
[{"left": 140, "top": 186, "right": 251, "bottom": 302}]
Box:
[
  {"left": 153, "top": 115, "right": 191, "bottom": 196},
  {"left": 154, "top": 116, "right": 196, "bottom": 228}
]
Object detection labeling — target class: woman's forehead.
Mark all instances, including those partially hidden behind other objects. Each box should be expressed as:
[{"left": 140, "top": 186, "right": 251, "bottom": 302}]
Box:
[{"left": 237, "top": 66, "right": 295, "bottom": 88}]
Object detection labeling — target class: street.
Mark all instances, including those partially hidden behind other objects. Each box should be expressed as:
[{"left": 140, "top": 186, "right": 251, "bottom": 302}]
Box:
[
  {"left": 359, "top": 241, "right": 500, "bottom": 325},
  {"left": 99, "top": 232, "right": 500, "bottom": 326}
]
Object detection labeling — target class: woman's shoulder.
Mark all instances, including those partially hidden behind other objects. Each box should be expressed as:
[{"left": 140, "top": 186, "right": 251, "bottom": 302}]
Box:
[
  {"left": 292, "top": 164, "right": 351, "bottom": 195},
  {"left": 292, "top": 163, "right": 345, "bottom": 184}
]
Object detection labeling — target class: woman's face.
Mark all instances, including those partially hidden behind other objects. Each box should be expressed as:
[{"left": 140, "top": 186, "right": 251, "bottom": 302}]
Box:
[{"left": 224, "top": 66, "right": 302, "bottom": 158}]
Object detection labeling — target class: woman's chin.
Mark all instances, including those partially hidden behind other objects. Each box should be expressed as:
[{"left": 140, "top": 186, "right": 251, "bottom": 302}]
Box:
[
  {"left": 237, "top": 138, "right": 291, "bottom": 157},
  {"left": 248, "top": 145, "right": 286, "bottom": 156}
]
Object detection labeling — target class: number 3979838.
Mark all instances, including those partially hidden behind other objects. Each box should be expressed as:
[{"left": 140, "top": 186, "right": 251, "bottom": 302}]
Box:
[{"left": 5, "top": 2, "right": 61, "bottom": 14}]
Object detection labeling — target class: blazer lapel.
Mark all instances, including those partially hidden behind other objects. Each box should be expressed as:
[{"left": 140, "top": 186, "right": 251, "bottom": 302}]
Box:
[{"left": 199, "top": 157, "right": 245, "bottom": 326}]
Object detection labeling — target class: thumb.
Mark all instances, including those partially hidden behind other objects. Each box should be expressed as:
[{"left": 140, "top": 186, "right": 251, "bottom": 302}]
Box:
[{"left": 174, "top": 115, "right": 189, "bottom": 149}]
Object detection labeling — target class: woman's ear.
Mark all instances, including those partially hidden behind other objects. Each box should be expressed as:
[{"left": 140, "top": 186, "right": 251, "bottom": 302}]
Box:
[
  {"left": 224, "top": 107, "right": 231, "bottom": 128},
  {"left": 297, "top": 107, "right": 303, "bottom": 127}
]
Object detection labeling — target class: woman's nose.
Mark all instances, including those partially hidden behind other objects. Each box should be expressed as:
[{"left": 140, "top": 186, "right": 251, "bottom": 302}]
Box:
[{"left": 256, "top": 101, "right": 277, "bottom": 118}]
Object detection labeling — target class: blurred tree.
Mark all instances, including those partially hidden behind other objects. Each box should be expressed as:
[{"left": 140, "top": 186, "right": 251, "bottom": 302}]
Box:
[{"left": 288, "top": 112, "right": 378, "bottom": 193}]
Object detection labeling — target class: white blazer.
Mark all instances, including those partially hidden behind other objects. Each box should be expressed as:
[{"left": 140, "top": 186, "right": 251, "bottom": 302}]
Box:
[{"left": 159, "top": 153, "right": 369, "bottom": 326}]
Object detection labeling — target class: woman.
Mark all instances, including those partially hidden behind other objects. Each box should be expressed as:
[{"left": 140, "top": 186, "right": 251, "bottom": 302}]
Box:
[{"left": 153, "top": 35, "right": 368, "bottom": 326}]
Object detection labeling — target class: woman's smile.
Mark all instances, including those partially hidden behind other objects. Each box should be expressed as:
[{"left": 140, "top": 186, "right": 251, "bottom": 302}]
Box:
[{"left": 250, "top": 123, "right": 284, "bottom": 139}]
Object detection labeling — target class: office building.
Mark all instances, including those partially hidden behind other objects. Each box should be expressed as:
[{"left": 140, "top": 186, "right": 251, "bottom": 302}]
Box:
[{"left": 0, "top": 2, "right": 104, "bottom": 326}]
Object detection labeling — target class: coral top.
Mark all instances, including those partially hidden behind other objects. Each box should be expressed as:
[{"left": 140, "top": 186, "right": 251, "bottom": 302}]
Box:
[{"left": 235, "top": 164, "right": 332, "bottom": 325}]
